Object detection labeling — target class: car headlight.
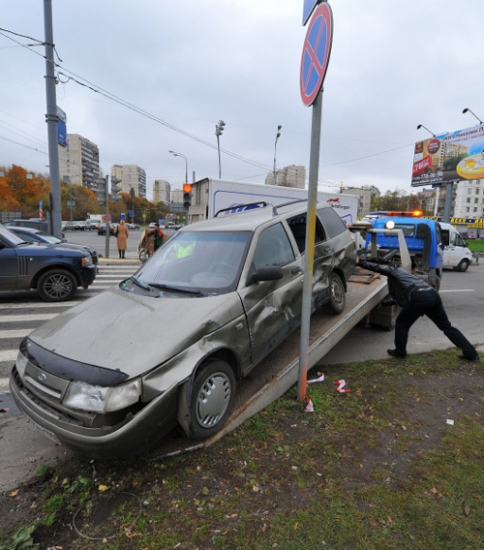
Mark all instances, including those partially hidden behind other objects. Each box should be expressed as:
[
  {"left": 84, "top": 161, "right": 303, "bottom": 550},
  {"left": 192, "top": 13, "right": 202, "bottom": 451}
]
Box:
[
  {"left": 16, "top": 349, "right": 28, "bottom": 378},
  {"left": 82, "top": 255, "right": 93, "bottom": 267},
  {"left": 63, "top": 379, "right": 142, "bottom": 413}
]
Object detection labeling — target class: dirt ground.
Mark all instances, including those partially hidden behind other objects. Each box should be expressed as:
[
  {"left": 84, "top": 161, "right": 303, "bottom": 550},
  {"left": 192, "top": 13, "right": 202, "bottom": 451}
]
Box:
[{"left": 1, "top": 358, "right": 483, "bottom": 549}]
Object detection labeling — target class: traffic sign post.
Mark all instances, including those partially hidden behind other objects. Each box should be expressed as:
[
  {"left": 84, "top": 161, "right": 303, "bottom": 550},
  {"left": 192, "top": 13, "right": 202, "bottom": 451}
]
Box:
[{"left": 298, "top": 2, "right": 333, "bottom": 403}]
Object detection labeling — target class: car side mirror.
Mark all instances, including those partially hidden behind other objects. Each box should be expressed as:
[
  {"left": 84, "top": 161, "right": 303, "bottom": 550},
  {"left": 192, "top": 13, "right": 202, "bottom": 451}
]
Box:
[{"left": 247, "top": 266, "right": 283, "bottom": 286}]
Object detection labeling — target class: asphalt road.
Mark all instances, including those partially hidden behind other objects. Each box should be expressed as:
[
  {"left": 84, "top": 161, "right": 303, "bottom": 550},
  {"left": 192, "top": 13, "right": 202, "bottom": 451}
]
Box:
[{"left": 0, "top": 238, "right": 482, "bottom": 493}]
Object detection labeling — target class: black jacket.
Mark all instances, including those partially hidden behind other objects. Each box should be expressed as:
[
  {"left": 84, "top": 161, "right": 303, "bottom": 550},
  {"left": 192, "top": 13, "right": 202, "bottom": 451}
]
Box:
[{"left": 358, "top": 261, "right": 430, "bottom": 308}]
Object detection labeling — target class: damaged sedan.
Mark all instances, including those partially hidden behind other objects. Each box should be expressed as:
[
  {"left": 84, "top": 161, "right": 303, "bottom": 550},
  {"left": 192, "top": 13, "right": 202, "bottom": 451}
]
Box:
[{"left": 10, "top": 201, "right": 357, "bottom": 457}]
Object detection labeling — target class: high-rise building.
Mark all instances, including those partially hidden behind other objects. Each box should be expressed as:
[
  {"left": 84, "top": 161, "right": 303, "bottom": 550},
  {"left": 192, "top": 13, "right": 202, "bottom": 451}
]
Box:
[
  {"left": 58, "top": 134, "right": 100, "bottom": 191},
  {"left": 453, "top": 179, "right": 484, "bottom": 218},
  {"left": 153, "top": 180, "right": 171, "bottom": 204},
  {"left": 111, "top": 165, "right": 146, "bottom": 198},
  {"left": 265, "top": 165, "right": 306, "bottom": 188},
  {"left": 171, "top": 189, "right": 184, "bottom": 204}
]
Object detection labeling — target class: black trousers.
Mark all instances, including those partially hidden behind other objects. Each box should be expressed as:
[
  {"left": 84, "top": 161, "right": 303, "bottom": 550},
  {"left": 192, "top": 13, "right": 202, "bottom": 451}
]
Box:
[{"left": 395, "top": 288, "right": 477, "bottom": 358}]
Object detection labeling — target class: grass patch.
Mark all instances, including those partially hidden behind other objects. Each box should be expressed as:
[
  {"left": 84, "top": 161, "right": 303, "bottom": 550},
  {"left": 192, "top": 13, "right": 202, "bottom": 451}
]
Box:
[{"left": 1, "top": 349, "right": 483, "bottom": 549}]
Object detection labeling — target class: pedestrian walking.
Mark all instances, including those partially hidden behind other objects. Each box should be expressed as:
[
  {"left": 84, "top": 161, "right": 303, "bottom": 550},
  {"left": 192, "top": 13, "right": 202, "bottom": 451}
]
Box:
[
  {"left": 150, "top": 223, "right": 164, "bottom": 251},
  {"left": 115, "top": 219, "right": 129, "bottom": 259},
  {"left": 358, "top": 260, "right": 480, "bottom": 361}
]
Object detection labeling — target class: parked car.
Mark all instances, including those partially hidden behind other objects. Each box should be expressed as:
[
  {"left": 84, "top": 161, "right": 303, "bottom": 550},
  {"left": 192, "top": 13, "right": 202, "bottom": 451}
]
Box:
[
  {"left": 2, "top": 218, "right": 49, "bottom": 232},
  {"left": 9, "top": 201, "right": 356, "bottom": 457},
  {"left": 7, "top": 226, "right": 99, "bottom": 265},
  {"left": 126, "top": 223, "right": 141, "bottom": 230},
  {"left": 97, "top": 223, "right": 117, "bottom": 235},
  {"left": 0, "top": 224, "right": 96, "bottom": 302}
]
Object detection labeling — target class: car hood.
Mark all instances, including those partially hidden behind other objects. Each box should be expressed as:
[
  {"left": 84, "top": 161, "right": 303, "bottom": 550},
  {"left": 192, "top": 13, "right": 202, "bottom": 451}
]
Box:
[
  {"left": 16, "top": 242, "right": 89, "bottom": 257},
  {"left": 28, "top": 286, "right": 244, "bottom": 377}
]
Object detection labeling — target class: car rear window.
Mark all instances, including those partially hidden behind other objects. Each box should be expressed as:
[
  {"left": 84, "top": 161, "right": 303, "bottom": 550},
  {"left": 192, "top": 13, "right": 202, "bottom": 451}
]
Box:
[{"left": 317, "top": 207, "right": 348, "bottom": 238}]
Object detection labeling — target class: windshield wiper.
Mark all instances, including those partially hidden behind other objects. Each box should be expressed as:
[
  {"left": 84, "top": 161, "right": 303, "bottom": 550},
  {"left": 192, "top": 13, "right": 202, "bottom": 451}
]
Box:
[
  {"left": 151, "top": 283, "right": 205, "bottom": 296},
  {"left": 126, "top": 276, "right": 157, "bottom": 292}
]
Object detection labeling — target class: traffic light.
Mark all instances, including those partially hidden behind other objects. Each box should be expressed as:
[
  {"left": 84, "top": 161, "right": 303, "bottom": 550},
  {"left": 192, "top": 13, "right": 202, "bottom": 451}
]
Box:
[
  {"left": 111, "top": 176, "right": 122, "bottom": 203},
  {"left": 97, "top": 177, "right": 108, "bottom": 206},
  {"left": 183, "top": 183, "right": 192, "bottom": 210}
]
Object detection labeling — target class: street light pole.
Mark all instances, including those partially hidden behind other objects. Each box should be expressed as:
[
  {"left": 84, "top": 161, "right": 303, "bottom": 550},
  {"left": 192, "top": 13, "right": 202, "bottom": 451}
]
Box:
[
  {"left": 273, "top": 125, "right": 282, "bottom": 185},
  {"left": 169, "top": 150, "right": 188, "bottom": 184},
  {"left": 215, "top": 120, "right": 225, "bottom": 179}
]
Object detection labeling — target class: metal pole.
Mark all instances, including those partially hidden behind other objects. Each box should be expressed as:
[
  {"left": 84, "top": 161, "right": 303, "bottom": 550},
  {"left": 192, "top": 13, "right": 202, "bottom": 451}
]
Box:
[
  {"left": 104, "top": 176, "right": 110, "bottom": 259},
  {"left": 217, "top": 134, "right": 222, "bottom": 179},
  {"left": 443, "top": 181, "right": 454, "bottom": 223},
  {"left": 273, "top": 125, "right": 282, "bottom": 185},
  {"left": 298, "top": 92, "right": 323, "bottom": 403},
  {"left": 43, "top": 0, "right": 62, "bottom": 239}
]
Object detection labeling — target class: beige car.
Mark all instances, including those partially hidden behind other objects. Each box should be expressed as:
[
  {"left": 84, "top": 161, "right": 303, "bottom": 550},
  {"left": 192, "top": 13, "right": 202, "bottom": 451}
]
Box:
[{"left": 10, "top": 201, "right": 357, "bottom": 457}]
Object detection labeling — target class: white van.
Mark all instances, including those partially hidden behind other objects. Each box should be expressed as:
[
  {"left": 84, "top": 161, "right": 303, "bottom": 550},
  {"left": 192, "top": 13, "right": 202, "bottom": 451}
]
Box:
[{"left": 440, "top": 222, "right": 474, "bottom": 272}]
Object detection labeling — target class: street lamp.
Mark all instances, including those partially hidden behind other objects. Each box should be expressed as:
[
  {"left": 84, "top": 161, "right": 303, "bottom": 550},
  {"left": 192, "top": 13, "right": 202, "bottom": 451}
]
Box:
[
  {"left": 416, "top": 124, "right": 436, "bottom": 137},
  {"left": 169, "top": 150, "right": 188, "bottom": 184},
  {"left": 215, "top": 120, "right": 225, "bottom": 179},
  {"left": 273, "top": 125, "right": 282, "bottom": 185},
  {"left": 462, "top": 108, "right": 483, "bottom": 125}
]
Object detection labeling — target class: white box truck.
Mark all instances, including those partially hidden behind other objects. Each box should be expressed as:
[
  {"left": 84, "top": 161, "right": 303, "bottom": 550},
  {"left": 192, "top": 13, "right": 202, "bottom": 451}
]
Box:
[{"left": 187, "top": 178, "right": 358, "bottom": 226}]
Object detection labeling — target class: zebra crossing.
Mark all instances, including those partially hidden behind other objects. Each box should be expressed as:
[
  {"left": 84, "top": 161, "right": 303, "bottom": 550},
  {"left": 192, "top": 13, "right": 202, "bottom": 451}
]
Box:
[{"left": 0, "top": 261, "right": 140, "bottom": 392}]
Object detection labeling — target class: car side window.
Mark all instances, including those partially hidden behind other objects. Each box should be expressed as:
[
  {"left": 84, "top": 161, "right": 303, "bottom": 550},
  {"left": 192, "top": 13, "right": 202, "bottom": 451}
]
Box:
[
  {"left": 253, "top": 223, "right": 295, "bottom": 270},
  {"left": 317, "top": 207, "right": 347, "bottom": 238},
  {"left": 287, "top": 215, "right": 325, "bottom": 252}
]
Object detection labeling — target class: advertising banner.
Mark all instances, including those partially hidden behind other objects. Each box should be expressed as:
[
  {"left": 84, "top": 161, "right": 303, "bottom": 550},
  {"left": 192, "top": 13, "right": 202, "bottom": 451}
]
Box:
[{"left": 411, "top": 124, "right": 484, "bottom": 187}]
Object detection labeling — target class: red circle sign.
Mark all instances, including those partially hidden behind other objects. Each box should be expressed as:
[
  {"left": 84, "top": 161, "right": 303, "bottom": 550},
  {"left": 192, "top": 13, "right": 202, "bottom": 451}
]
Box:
[{"left": 300, "top": 3, "right": 333, "bottom": 106}]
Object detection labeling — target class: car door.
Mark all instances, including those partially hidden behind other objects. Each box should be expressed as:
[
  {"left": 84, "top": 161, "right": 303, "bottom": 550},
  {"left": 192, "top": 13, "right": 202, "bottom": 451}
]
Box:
[
  {"left": 0, "top": 237, "right": 19, "bottom": 291},
  {"left": 238, "top": 222, "right": 304, "bottom": 368}
]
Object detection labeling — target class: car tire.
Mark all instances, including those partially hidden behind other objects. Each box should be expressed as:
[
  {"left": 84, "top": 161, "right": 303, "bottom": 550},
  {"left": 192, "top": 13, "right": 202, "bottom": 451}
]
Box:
[
  {"left": 37, "top": 269, "right": 77, "bottom": 302},
  {"left": 457, "top": 259, "right": 470, "bottom": 272},
  {"left": 326, "top": 272, "right": 346, "bottom": 314},
  {"left": 185, "top": 359, "right": 236, "bottom": 441}
]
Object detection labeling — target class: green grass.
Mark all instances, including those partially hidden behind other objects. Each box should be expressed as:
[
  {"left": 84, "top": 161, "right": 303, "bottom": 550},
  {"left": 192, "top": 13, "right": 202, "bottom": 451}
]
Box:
[
  {"left": 1, "top": 349, "right": 483, "bottom": 549},
  {"left": 465, "top": 239, "right": 484, "bottom": 253}
]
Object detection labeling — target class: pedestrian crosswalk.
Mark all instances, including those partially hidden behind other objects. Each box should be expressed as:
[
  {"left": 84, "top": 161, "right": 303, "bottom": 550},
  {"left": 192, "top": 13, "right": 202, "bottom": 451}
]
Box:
[{"left": 0, "top": 261, "right": 140, "bottom": 392}]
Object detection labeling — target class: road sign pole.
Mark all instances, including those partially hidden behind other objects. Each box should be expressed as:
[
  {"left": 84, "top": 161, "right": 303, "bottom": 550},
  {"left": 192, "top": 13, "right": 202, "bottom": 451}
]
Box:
[{"left": 298, "top": 91, "right": 323, "bottom": 403}]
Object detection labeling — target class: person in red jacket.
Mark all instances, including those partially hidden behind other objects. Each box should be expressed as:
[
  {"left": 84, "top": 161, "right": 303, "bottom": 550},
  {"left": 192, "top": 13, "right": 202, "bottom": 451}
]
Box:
[{"left": 150, "top": 223, "right": 164, "bottom": 251}]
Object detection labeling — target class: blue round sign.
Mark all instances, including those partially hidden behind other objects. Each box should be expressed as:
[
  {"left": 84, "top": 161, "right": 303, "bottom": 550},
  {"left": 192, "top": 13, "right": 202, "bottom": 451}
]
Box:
[{"left": 300, "top": 3, "right": 333, "bottom": 106}]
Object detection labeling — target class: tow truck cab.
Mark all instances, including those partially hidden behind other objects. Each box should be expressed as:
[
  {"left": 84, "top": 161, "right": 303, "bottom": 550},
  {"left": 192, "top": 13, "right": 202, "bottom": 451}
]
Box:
[{"left": 366, "top": 212, "right": 443, "bottom": 290}]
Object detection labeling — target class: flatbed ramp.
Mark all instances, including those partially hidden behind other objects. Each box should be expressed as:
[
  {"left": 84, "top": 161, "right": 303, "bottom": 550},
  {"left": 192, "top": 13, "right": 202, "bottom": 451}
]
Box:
[{"left": 145, "top": 271, "right": 388, "bottom": 460}]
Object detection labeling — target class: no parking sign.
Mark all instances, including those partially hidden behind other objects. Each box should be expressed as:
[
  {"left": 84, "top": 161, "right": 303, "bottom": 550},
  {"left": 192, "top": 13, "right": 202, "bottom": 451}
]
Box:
[{"left": 300, "top": 3, "right": 333, "bottom": 106}]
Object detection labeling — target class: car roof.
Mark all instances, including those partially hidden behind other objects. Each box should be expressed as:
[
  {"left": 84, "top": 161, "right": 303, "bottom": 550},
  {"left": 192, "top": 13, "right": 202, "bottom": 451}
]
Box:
[
  {"left": 182, "top": 200, "right": 330, "bottom": 233},
  {"left": 7, "top": 226, "right": 40, "bottom": 234}
]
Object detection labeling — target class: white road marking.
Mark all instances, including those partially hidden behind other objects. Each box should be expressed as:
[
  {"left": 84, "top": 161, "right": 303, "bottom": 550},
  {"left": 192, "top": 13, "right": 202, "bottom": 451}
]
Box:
[
  {"left": 0, "top": 314, "right": 57, "bottom": 322},
  {"left": 0, "top": 349, "right": 18, "bottom": 362},
  {"left": 440, "top": 289, "right": 474, "bottom": 293},
  {"left": 0, "top": 329, "right": 32, "bottom": 339}
]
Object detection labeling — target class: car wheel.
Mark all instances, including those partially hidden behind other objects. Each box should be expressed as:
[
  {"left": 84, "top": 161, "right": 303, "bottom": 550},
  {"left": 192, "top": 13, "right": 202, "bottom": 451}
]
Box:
[
  {"left": 186, "top": 360, "right": 236, "bottom": 440},
  {"left": 457, "top": 259, "right": 470, "bottom": 272},
  {"left": 326, "top": 272, "right": 346, "bottom": 314},
  {"left": 37, "top": 269, "right": 77, "bottom": 302}
]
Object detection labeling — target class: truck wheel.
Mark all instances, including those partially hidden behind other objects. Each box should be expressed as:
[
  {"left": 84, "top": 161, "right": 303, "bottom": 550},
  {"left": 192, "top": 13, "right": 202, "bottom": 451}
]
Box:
[
  {"left": 37, "top": 269, "right": 77, "bottom": 302},
  {"left": 457, "top": 259, "right": 470, "bottom": 272},
  {"left": 187, "top": 360, "right": 236, "bottom": 440},
  {"left": 326, "top": 272, "right": 346, "bottom": 314}
]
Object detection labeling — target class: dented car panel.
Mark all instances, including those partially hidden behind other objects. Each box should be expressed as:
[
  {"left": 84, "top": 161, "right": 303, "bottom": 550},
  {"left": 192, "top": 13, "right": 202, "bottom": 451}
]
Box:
[{"left": 10, "top": 201, "right": 357, "bottom": 457}]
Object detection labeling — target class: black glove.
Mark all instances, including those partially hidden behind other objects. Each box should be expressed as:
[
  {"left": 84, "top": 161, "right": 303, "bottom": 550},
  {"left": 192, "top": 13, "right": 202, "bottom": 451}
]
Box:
[{"left": 357, "top": 261, "right": 367, "bottom": 268}]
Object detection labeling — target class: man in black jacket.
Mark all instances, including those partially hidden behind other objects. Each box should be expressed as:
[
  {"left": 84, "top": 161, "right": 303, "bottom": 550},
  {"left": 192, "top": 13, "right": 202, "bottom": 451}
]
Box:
[{"left": 358, "top": 260, "right": 480, "bottom": 361}]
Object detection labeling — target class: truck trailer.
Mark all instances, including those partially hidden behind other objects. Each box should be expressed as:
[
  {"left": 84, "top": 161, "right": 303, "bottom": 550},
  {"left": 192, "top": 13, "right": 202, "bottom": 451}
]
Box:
[{"left": 187, "top": 178, "right": 358, "bottom": 227}]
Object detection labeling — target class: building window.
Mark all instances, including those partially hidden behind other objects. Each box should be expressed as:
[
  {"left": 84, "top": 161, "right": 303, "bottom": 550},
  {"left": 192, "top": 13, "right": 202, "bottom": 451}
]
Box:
[
  {"left": 468, "top": 188, "right": 472, "bottom": 194},
  {"left": 466, "top": 207, "right": 470, "bottom": 213},
  {"left": 467, "top": 198, "right": 471, "bottom": 203},
  {"left": 476, "top": 189, "right": 480, "bottom": 195}
]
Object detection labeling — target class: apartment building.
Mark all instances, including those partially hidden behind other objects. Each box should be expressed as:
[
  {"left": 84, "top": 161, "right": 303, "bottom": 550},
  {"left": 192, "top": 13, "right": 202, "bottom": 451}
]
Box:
[
  {"left": 58, "top": 134, "right": 100, "bottom": 191},
  {"left": 111, "top": 165, "right": 146, "bottom": 198},
  {"left": 265, "top": 165, "right": 306, "bottom": 188},
  {"left": 153, "top": 179, "right": 171, "bottom": 204}
]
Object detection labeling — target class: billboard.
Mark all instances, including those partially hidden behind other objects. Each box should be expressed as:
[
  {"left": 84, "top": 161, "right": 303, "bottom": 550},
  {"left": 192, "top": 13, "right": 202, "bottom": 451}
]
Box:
[{"left": 411, "top": 124, "right": 484, "bottom": 187}]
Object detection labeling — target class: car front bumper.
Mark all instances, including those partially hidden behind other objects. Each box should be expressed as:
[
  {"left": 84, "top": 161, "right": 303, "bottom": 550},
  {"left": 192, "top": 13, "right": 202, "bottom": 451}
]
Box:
[{"left": 9, "top": 365, "right": 178, "bottom": 458}]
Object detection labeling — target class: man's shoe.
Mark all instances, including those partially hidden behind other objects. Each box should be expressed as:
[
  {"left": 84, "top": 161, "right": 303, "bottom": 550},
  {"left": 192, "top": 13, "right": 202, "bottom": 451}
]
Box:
[
  {"left": 458, "top": 355, "right": 480, "bottom": 362},
  {"left": 387, "top": 349, "right": 406, "bottom": 358}
]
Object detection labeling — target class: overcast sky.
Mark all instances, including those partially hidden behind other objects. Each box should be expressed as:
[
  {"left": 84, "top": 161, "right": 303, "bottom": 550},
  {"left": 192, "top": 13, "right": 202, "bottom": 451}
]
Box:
[{"left": 1, "top": 0, "right": 483, "bottom": 201}]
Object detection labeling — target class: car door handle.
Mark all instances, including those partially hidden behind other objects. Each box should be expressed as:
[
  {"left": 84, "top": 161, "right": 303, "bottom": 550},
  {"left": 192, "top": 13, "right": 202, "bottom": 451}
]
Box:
[
  {"left": 323, "top": 246, "right": 332, "bottom": 253},
  {"left": 291, "top": 267, "right": 302, "bottom": 275}
]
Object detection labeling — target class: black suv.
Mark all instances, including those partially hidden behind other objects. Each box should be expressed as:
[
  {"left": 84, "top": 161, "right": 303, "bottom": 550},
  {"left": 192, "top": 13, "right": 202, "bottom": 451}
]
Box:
[{"left": 0, "top": 224, "right": 96, "bottom": 301}]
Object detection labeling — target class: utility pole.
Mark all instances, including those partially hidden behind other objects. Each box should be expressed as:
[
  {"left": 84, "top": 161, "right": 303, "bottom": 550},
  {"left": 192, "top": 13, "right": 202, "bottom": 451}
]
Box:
[{"left": 43, "top": 0, "right": 62, "bottom": 239}]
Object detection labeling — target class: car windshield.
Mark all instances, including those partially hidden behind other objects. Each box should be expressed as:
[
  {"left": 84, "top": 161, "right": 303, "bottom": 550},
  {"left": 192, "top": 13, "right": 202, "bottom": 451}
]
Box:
[
  {"left": 0, "top": 224, "right": 28, "bottom": 245},
  {"left": 30, "top": 230, "right": 62, "bottom": 244},
  {"left": 134, "top": 230, "right": 251, "bottom": 295}
]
